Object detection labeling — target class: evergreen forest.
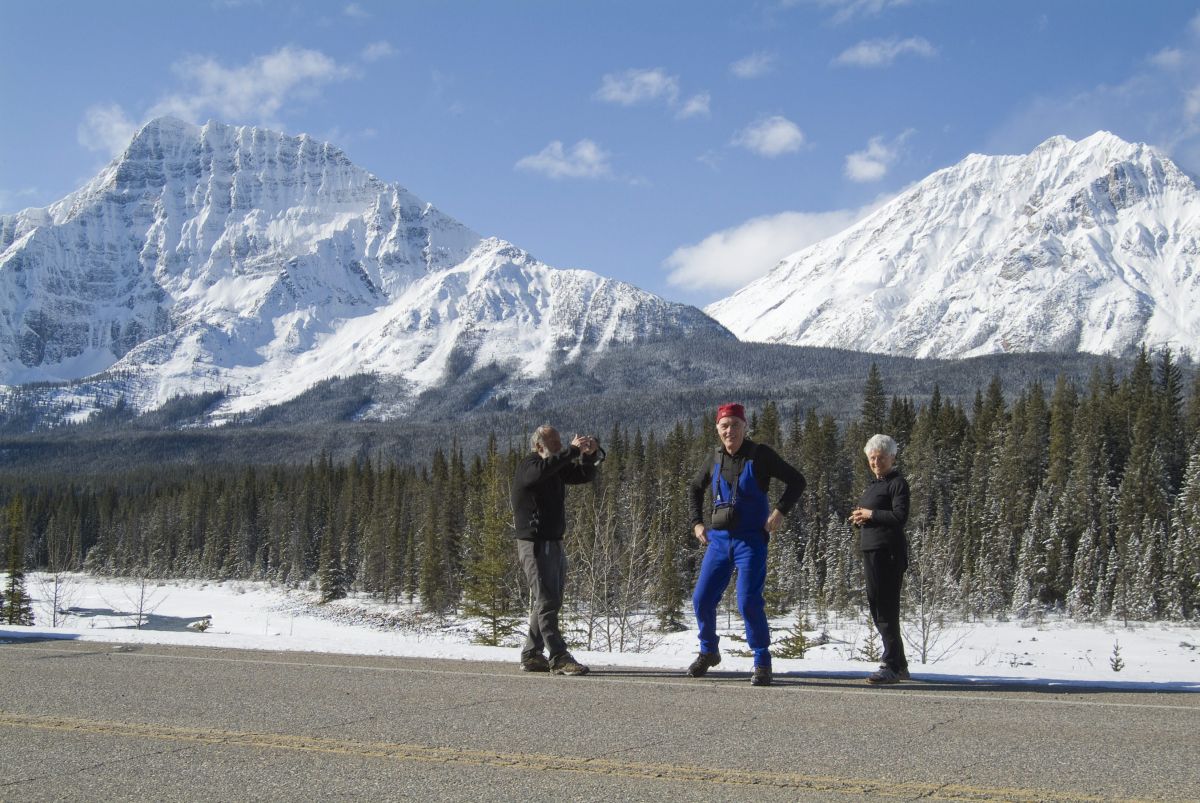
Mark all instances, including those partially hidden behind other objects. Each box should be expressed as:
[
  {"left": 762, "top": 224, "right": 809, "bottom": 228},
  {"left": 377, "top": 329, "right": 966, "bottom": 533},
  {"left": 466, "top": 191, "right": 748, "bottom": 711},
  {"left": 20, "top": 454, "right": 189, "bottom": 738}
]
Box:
[{"left": 3, "top": 348, "right": 1200, "bottom": 641}]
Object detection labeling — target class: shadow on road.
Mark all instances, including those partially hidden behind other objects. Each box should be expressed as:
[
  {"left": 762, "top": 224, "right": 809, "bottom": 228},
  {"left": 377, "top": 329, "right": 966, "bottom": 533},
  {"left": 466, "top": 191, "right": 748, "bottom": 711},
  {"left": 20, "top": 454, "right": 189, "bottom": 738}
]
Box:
[{"left": 587, "top": 666, "right": 1200, "bottom": 694}]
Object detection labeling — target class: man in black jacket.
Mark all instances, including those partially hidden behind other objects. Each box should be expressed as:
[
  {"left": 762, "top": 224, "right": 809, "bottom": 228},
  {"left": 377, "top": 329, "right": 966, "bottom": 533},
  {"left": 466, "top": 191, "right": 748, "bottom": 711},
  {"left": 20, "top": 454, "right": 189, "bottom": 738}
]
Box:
[
  {"left": 512, "top": 424, "right": 600, "bottom": 675},
  {"left": 686, "top": 403, "right": 806, "bottom": 686}
]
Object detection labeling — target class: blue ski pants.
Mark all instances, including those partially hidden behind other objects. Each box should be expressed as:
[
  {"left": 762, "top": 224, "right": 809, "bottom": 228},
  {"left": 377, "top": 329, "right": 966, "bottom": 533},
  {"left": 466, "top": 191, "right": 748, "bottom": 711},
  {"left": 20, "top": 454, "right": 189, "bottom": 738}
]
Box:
[{"left": 692, "top": 529, "right": 771, "bottom": 667}]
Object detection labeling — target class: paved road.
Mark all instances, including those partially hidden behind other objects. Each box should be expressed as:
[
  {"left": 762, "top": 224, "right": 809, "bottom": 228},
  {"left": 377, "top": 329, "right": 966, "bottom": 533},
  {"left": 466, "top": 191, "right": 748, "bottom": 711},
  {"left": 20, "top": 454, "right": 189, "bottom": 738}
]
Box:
[{"left": 2, "top": 638, "right": 1197, "bottom": 801}]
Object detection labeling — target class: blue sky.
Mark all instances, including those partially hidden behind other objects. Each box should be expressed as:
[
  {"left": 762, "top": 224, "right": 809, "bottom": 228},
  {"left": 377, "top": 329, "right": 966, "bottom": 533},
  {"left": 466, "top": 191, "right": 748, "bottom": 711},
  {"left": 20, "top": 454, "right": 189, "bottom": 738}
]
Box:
[{"left": 3, "top": 0, "right": 1200, "bottom": 307}]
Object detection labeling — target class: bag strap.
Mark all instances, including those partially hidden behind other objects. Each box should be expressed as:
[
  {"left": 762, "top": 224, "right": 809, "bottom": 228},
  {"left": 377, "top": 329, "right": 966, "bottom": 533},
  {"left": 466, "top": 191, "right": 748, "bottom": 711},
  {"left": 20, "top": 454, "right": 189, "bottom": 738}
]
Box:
[{"left": 715, "top": 442, "right": 759, "bottom": 506}]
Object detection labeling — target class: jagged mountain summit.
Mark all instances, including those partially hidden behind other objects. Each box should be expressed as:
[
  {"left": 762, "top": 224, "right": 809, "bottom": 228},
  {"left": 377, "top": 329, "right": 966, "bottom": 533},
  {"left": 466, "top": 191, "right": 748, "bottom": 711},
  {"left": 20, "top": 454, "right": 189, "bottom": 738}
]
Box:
[
  {"left": 707, "top": 132, "right": 1200, "bottom": 359},
  {"left": 0, "top": 117, "right": 726, "bottom": 417}
]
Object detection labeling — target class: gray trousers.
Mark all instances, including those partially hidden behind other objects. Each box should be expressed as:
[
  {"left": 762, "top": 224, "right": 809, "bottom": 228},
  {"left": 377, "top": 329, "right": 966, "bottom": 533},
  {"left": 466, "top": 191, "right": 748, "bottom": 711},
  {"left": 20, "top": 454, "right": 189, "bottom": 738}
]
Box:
[{"left": 517, "top": 539, "right": 568, "bottom": 660}]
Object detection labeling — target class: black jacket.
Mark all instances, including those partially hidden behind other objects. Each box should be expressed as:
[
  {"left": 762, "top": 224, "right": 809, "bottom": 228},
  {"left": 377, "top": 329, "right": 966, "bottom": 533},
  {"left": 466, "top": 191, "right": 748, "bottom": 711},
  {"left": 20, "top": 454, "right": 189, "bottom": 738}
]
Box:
[
  {"left": 857, "top": 469, "right": 910, "bottom": 551},
  {"left": 511, "top": 445, "right": 598, "bottom": 541},
  {"left": 688, "top": 439, "right": 806, "bottom": 527}
]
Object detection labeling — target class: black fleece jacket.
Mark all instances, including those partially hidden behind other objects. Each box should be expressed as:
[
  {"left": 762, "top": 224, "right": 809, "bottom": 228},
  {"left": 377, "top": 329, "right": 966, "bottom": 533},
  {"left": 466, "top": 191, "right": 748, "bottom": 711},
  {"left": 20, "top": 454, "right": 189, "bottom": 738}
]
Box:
[
  {"left": 857, "top": 469, "right": 910, "bottom": 551},
  {"left": 688, "top": 439, "right": 806, "bottom": 527},
  {"left": 511, "top": 445, "right": 598, "bottom": 541}
]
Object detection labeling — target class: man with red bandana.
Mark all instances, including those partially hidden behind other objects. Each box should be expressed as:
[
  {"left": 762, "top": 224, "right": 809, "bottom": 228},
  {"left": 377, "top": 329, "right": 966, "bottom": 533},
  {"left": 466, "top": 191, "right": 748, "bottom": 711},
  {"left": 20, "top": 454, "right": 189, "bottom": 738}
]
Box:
[{"left": 686, "top": 403, "right": 806, "bottom": 686}]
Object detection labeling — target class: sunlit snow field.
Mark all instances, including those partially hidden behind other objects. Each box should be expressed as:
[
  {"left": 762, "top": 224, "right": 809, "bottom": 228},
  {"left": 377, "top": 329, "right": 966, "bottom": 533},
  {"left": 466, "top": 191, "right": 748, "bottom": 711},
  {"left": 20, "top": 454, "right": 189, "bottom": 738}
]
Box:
[{"left": 5, "top": 573, "right": 1198, "bottom": 691}]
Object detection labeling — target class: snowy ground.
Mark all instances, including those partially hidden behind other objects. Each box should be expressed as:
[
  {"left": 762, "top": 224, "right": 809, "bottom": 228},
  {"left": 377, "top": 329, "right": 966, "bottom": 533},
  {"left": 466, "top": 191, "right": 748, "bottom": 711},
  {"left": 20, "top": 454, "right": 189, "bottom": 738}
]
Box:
[{"left": 5, "top": 573, "right": 1198, "bottom": 692}]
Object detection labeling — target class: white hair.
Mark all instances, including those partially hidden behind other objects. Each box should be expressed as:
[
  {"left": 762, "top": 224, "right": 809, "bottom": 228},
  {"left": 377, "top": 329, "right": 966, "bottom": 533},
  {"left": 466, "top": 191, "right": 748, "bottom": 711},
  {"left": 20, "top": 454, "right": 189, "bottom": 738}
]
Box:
[
  {"left": 863, "top": 433, "right": 898, "bottom": 457},
  {"left": 530, "top": 424, "right": 555, "bottom": 453}
]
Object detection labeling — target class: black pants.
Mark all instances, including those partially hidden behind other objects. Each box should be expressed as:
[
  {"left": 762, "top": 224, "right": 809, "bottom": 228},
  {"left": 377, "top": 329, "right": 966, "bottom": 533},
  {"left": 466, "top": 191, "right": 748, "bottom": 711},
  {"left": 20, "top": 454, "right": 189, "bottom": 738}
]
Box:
[
  {"left": 517, "top": 539, "right": 568, "bottom": 660},
  {"left": 863, "top": 546, "right": 908, "bottom": 671}
]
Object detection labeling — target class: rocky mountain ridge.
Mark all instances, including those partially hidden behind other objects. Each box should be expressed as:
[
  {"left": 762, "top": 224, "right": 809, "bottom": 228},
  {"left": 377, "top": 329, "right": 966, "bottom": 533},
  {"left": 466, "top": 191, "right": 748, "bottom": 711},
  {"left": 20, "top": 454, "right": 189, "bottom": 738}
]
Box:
[
  {"left": 0, "top": 117, "right": 726, "bottom": 419},
  {"left": 707, "top": 132, "right": 1200, "bottom": 359}
]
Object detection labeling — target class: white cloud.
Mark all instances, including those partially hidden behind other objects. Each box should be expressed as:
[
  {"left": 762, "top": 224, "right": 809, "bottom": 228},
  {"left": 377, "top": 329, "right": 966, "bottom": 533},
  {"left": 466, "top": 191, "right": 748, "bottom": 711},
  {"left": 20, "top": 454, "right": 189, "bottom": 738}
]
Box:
[
  {"left": 697, "top": 150, "right": 722, "bottom": 171},
  {"left": 677, "top": 92, "right": 711, "bottom": 119},
  {"left": 78, "top": 103, "right": 139, "bottom": 156},
  {"left": 344, "top": 3, "right": 369, "bottom": 19},
  {"left": 664, "top": 206, "right": 881, "bottom": 291},
  {"left": 833, "top": 36, "right": 935, "bottom": 68},
  {"left": 844, "top": 130, "right": 913, "bottom": 182},
  {"left": 732, "top": 116, "right": 805, "bottom": 157},
  {"left": 731, "top": 51, "right": 777, "bottom": 79},
  {"left": 147, "top": 46, "right": 354, "bottom": 126},
  {"left": 1150, "top": 47, "right": 1184, "bottom": 70},
  {"left": 595, "top": 68, "right": 680, "bottom": 106},
  {"left": 515, "top": 140, "right": 612, "bottom": 180},
  {"left": 783, "top": 0, "right": 913, "bottom": 24},
  {"left": 362, "top": 41, "right": 395, "bottom": 62}
]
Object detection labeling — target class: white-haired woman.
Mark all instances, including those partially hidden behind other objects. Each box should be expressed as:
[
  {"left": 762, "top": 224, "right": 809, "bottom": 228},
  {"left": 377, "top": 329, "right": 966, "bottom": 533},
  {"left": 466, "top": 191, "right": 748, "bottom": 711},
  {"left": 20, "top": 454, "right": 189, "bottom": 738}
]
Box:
[{"left": 849, "top": 433, "right": 911, "bottom": 684}]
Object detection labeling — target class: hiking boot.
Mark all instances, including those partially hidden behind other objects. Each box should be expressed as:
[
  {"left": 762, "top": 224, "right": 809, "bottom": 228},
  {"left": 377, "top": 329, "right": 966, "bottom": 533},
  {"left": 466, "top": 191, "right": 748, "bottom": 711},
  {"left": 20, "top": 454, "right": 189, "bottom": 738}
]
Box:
[
  {"left": 866, "top": 665, "right": 901, "bottom": 685},
  {"left": 520, "top": 654, "right": 550, "bottom": 673},
  {"left": 897, "top": 666, "right": 911, "bottom": 681},
  {"left": 750, "top": 665, "right": 773, "bottom": 686},
  {"left": 549, "top": 653, "right": 590, "bottom": 676},
  {"left": 686, "top": 652, "right": 721, "bottom": 678}
]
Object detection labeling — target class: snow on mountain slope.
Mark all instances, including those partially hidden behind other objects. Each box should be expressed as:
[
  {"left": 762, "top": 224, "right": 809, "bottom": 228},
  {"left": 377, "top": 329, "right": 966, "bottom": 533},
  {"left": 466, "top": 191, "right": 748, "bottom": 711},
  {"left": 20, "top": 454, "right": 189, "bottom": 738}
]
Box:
[
  {"left": 706, "top": 132, "right": 1200, "bottom": 358},
  {"left": 0, "top": 118, "right": 725, "bottom": 416}
]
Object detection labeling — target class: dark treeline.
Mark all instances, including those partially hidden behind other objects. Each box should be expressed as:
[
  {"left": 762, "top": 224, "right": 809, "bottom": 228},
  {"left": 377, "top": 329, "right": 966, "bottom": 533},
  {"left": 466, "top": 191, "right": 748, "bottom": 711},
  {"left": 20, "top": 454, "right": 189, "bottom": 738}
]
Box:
[
  {"left": 3, "top": 348, "right": 1200, "bottom": 637},
  {"left": 0, "top": 338, "right": 1127, "bottom": 474}
]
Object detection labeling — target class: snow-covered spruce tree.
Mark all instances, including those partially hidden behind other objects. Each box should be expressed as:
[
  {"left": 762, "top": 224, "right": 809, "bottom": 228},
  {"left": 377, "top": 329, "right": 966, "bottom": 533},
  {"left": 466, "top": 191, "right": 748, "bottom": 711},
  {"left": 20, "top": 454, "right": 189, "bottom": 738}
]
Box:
[
  {"left": 1066, "top": 519, "right": 1103, "bottom": 619},
  {"left": 3, "top": 496, "right": 34, "bottom": 626},
  {"left": 1011, "top": 487, "right": 1052, "bottom": 617},
  {"left": 1112, "top": 402, "right": 1171, "bottom": 619},
  {"left": 824, "top": 514, "right": 857, "bottom": 614},
  {"left": 798, "top": 520, "right": 824, "bottom": 617},
  {"left": 317, "top": 517, "right": 346, "bottom": 604},
  {"left": 1126, "top": 520, "right": 1165, "bottom": 620},
  {"left": 1167, "top": 445, "right": 1200, "bottom": 619}
]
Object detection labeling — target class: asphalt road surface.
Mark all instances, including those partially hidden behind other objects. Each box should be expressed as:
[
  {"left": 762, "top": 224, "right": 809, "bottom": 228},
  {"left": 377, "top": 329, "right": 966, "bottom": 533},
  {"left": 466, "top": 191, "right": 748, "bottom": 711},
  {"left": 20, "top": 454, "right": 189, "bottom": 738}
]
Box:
[{"left": 2, "top": 638, "right": 1197, "bottom": 801}]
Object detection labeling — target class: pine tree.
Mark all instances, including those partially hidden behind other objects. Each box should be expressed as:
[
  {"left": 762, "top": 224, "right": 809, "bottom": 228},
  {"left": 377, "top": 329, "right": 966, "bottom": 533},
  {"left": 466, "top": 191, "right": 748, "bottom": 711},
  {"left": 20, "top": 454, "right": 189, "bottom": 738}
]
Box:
[
  {"left": 653, "top": 423, "right": 690, "bottom": 630},
  {"left": 1167, "top": 446, "right": 1200, "bottom": 619},
  {"left": 860, "top": 363, "right": 887, "bottom": 435},
  {"left": 419, "top": 450, "right": 452, "bottom": 613},
  {"left": 1067, "top": 522, "right": 1101, "bottom": 619},
  {"left": 1186, "top": 373, "right": 1200, "bottom": 450},
  {"left": 756, "top": 400, "right": 782, "bottom": 448},
  {"left": 1156, "top": 348, "right": 1187, "bottom": 491},
  {"left": 1011, "top": 487, "right": 1051, "bottom": 617},
  {"left": 1046, "top": 375, "right": 1077, "bottom": 492},
  {"left": 461, "top": 437, "right": 521, "bottom": 644},
  {"left": 886, "top": 395, "right": 916, "bottom": 449},
  {"left": 3, "top": 496, "right": 34, "bottom": 626},
  {"left": 318, "top": 520, "right": 346, "bottom": 603},
  {"left": 1113, "top": 397, "right": 1171, "bottom": 619}
]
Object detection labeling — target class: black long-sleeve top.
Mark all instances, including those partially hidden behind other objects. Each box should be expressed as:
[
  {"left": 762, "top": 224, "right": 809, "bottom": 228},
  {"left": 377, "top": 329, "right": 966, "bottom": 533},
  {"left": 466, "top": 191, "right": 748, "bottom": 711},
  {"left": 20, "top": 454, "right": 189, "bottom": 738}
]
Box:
[
  {"left": 688, "top": 439, "right": 806, "bottom": 527},
  {"left": 857, "top": 469, "right": 910, "bottom": 550},
  {"left": 511, "top": 445, "right": 598, "bottom": 541}
]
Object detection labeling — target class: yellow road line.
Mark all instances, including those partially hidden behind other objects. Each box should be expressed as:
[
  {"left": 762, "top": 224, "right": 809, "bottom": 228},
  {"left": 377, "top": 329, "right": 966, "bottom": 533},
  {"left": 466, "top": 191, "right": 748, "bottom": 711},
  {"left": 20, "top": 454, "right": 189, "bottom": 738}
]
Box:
[{"left": 0, "top": 711, "right": 1134, "bottom": 802}]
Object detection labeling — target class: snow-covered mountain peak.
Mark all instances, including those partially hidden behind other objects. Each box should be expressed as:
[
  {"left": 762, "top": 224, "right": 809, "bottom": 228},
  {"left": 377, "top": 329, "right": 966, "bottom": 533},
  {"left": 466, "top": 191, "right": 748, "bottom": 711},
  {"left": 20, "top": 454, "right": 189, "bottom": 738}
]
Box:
[
  {"left": 707, "top": 132, "right": 1200, "bottom": 358},
  {"left": 0, "top": 119, "right": 727, "bottom": 419}
]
